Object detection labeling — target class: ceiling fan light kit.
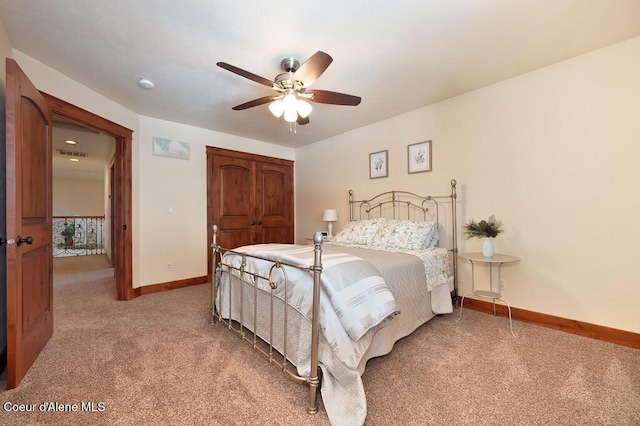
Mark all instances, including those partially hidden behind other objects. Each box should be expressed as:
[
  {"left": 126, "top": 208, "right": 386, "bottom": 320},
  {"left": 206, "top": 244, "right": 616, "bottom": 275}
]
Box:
[
  {"left": 296, "top": 99, "right": 312, "bottom": 119},
  {"left": 268, "top": 99, "right": 285, "bottom": 118},
  {"left": 217, "top": 51, "right": 361, "bottom": 129}
]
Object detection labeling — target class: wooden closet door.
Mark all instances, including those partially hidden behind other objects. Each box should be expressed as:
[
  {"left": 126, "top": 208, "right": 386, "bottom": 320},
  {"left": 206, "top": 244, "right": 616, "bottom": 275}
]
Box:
[
  {"left": 207, "top": 146, "right": 294, "bottom": 265},
  {"left": 211, "top": 154, "right": 256, "bottom": 249},
  {"left": 255, "top": 161, "right": 293, "bottom": 244}
]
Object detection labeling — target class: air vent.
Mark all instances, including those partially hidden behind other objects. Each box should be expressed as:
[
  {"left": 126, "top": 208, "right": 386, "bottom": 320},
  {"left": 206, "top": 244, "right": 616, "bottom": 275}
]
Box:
[{"left": 56, "top": 149, "right": 88, "bottom": 158}]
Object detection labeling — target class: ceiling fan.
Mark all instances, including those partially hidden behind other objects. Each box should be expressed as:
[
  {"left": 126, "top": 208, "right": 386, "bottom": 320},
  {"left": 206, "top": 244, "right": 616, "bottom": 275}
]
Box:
[{"left": 217, "top": 51, "right": 361, "bottom": 126}]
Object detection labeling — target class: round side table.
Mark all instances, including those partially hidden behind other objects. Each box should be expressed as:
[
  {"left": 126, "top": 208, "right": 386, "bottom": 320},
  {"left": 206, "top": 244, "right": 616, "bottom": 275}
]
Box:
[{"left": 457, "top": 252, "right": 520, "bottom": 337}]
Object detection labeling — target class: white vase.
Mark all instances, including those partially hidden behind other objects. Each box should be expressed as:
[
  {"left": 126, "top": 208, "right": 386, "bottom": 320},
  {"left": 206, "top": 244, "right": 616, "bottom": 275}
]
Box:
[{"left": 482, "top": 237, "right": 494, "bottom": 257}]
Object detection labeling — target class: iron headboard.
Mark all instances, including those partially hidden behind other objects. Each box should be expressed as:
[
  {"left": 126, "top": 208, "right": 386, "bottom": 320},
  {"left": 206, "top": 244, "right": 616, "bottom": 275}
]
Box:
[{"left": 347, "top": 179, "right": 459, "bottom": 301}]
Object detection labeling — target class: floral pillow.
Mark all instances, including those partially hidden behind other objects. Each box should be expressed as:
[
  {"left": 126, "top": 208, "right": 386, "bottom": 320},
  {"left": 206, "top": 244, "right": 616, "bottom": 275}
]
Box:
[
  {"left": 332, "top": 218, "right": 387, "bottom": 245},
  {"left": 422, "top": 225, "right": 439, "bottom": 249},
  {"left": 372, "top": 219, "right": 438, "bottom": 250}
]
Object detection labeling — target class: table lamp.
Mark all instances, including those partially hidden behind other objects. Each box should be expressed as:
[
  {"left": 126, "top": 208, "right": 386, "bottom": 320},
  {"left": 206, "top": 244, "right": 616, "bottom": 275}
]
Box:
[{"left": 323, "top": 209, "right": 338, "bottom": 237}]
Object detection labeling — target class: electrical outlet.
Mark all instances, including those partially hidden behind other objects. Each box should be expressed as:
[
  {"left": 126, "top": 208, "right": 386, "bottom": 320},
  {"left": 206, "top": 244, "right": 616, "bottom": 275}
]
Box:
[
  {"left": 166, "top": 263, "right": 173, "bottom": 271},
  {"left": 499, "top": 279, "right": 506, "bottom": 290}
]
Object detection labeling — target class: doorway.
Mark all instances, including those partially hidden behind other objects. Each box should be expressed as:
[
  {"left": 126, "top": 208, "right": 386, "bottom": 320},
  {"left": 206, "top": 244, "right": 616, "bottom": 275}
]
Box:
[
  {"left": 52, "top": 114, "right": 114, "bottom": 263},
  {"left": 42, "top": 93, "right": 134, "bottom": 300}
]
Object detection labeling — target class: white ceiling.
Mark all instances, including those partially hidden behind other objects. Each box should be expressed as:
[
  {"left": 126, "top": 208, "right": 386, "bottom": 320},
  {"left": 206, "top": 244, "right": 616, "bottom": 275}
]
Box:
[
  {"left": 2, "top": 1, "right": 640, "bottom": 148},
  {"left": 52, "top": 116, "right": 114, "bottom": 180}
]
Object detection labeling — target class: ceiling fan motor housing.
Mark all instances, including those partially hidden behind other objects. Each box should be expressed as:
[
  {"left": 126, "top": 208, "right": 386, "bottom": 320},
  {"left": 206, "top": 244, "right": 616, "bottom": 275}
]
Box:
[
  {"left": 280, "top": 58, "right": 300, "bottom": 73},
  {"left": 275, "top": 58, "right": 304, "bottom": 91}
]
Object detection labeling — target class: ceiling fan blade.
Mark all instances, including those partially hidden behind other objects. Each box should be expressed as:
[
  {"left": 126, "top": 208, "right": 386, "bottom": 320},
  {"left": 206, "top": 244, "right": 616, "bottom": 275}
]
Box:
[
  {"left": 292, "top": 51, "right": 333, "bottom": 87},
  {"left": 307, "top": 90, "right": 361, "bottom": 106},
  {"left": 217, "top": 62, "right": 274, "bottom": 87},
  {"left": 231, "top": 96, "right": 275, "bottom": 110},
  {"left": 297, "top": 115, "right": 310, "bottom": 125}
]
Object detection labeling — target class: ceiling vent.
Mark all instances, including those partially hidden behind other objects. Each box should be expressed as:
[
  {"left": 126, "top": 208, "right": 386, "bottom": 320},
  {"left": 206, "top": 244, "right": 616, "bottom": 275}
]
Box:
[{"left": 56, "top": 149, "right": 88, "bottom": 158}]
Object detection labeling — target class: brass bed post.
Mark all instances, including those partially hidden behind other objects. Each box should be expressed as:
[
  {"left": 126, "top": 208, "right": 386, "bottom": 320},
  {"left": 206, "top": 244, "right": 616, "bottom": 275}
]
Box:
[
  {"left": 211, "top": 225, "right": 219, "bottom": 324},
  {"left": 349, "top": 190, "right": 354, "bottom": 221},
  {"left": 450, "top": 179, "right": 459, "bottom": 305},
  {"left": 307, "top": 231, "right": 323, "bottom": 415}
]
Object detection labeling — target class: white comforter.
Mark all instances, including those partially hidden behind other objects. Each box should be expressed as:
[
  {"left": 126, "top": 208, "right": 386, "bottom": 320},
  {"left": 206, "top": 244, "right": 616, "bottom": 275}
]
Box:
[
  {"left": 216, "top": 243, "right": 453, "bottom": 425},
  {"left": 220, "top": 243, "right": 399, "bottom": 368}
]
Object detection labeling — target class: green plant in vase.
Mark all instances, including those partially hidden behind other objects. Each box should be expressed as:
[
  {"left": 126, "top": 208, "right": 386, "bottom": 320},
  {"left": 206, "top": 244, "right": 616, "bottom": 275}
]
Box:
[{"left": 463, "top": 215, "right": 503, "bottom": 257}]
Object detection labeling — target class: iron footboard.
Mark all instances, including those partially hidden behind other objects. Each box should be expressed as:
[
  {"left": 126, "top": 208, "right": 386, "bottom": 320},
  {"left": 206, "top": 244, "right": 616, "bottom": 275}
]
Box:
[{"left": 210, "top": 226, "right": 323, "bottom": 415}]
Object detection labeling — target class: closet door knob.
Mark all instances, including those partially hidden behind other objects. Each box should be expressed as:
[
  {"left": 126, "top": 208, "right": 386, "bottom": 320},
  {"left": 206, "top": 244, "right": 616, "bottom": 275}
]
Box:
[
  {"left": 250, "top": 221, "right": 257, "bottom": 225},
  {"left": 16, "top": 236, "right": 34, "bottom": 246}
]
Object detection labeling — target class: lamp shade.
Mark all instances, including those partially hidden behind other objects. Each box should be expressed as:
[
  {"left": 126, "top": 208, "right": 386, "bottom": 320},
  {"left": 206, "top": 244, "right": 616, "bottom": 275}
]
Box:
[
  {"left": 282, "top": 94, "right": 298, "bottom": 122},
  {"left": 296, "top": 100, "right": 313, "bottom": 118},
  {"left": 323, "top": 209, "right": 338, "bottom": 222},
  {"left": 268, "top": 100, "right": 285, "bottom": 118},
  {"left": 283, "top": 108, "right": 298, "bottom": 123}
]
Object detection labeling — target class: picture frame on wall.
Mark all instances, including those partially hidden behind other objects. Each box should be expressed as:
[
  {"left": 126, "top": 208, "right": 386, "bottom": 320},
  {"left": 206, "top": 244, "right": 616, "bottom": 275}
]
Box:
[
  {"left": 369, "top": 150, "right": 389, "bottom": 179},
  {"left": 407, "top": 140, "right": 432, "bottom": 174},
  {"left": 152, "top": 137, "right": 190, "bottom": 160}
]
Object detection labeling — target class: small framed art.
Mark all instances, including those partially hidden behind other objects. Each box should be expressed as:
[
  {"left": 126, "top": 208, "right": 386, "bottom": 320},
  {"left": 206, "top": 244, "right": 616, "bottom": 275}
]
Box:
[
  {"left": 408, "top": 140, "right": 432, "bottom": 174},
  {"left": 369, "top": 150, "right": 388, "bottom": 179},
  {"left": 152, "top": 137, "right": 190, "bottom": 160}
]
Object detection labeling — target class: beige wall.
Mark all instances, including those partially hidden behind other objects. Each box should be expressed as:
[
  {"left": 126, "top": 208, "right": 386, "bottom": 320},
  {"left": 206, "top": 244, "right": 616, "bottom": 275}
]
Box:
[
  {"left": 53, "top": 177, "right": 105, "bottom": 216},
  {"left": 6, "top": 35, "right": 638, "bottom": 333},
  {"left": 0, "top": 19, "right": 10, "bottom": 82},
  {"left": 136, "top": 116, "right": 294, "bottom": 286},
  {"left": 10, "top": 49, "right": 144, "bottom": 282},
  {"left": 9, "top": 50, "right": 295, "bottom": 288},
  {"left": 295, "top": 36, "right": 640, "bottom": 334}
]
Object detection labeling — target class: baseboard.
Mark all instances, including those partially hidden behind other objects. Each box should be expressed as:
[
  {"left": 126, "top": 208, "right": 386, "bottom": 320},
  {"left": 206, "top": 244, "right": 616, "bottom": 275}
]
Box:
[
  {"left": 135, "top": 275, "right": 209, "bottom": 297},
  {"left": 458, "top": 297, "right": 640, "bottom": 350}
]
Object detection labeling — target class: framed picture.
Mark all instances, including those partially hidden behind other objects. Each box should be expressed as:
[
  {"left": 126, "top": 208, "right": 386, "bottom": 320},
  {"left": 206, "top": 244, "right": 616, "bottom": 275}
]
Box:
[
  {"left": 152, "top": 137, "right": 190, "bottom": 160},
  {"left": 369, "top": 150, "right": 388, "bottom": 179},
  {"left": 407, "top": 140, "right": 432, "bottom": 174}
]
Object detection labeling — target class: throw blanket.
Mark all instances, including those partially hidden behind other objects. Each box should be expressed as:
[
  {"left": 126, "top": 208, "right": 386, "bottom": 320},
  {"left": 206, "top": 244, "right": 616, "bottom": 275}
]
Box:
[{"left": 223, "top": 244, "right": 399, "bottom": 342}]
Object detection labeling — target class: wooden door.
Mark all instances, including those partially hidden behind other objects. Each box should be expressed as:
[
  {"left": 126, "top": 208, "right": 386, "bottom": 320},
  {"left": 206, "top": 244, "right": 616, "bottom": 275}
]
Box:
[
  {"left": 5, "top": 58, "right": 54, "bottom": 388},
  {"left": 255, "top": 161, "right": 293, "bottom": 244},
  {"left": 210, "top": 153, "right": 255, "bottom": 249},
  {"left": 207, "top": 146, "right": 294, "bottom": 281}
]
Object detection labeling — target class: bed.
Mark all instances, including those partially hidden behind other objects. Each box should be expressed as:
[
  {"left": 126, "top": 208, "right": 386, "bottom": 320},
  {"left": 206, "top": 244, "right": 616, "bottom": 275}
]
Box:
[{"left": 210, "top": 179, "right": 458, "bottom": 425}]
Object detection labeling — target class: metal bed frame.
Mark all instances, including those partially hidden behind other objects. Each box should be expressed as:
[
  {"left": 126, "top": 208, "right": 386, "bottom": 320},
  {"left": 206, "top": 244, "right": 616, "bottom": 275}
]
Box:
[
  {"left": 348, "top": 179, "right": 459, "bottom": 302},
  {"left": 210, "top": 228, "right": 324, "bottom": 414},
  {"left": 209, "top": 179, "right": 458, "bottom": 417}
]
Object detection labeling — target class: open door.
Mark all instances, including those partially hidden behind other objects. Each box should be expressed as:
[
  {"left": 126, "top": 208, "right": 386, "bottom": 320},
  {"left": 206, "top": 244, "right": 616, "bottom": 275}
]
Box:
[{"left": 4, "top": 58, "right": 53, "bottom": 388}]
